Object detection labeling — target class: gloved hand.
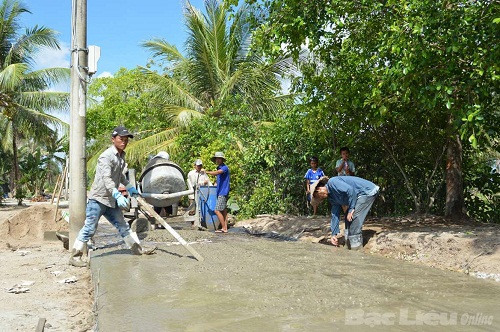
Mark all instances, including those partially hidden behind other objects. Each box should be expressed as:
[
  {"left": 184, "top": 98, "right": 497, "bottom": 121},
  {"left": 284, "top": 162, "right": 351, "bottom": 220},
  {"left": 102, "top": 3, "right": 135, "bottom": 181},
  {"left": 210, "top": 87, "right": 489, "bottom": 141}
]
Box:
[
  {"left": 112, "top": 188, "right": 129, "bottom": 209},
  {"left": 125, "top": 183, "right": 139, "bottom": 197}
]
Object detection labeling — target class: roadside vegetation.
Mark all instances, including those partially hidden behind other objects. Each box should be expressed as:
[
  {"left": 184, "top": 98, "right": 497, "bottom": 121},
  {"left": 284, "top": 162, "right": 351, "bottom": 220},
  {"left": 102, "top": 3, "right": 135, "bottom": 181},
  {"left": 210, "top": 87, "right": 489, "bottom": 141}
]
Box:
[
  {"left": 1, "top": 0, "right": 498, "bottom": 223},
  {"left": 0, "top": 0, "right": 69, "bottom": 204}
]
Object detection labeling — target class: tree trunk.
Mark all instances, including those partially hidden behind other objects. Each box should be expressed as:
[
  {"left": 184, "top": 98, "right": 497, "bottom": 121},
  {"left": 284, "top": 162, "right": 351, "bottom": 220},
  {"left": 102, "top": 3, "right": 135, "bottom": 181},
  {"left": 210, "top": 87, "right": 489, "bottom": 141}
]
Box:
[{"left": 445, "top": 133, "right": 465, "bottom": 221}]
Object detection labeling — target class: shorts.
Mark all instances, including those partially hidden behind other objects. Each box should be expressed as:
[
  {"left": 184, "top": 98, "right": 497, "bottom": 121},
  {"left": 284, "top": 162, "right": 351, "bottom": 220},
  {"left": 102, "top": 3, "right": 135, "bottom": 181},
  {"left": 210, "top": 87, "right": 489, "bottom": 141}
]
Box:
[{"left": 215, "top": 195, "right": 228, "bottom": 211}]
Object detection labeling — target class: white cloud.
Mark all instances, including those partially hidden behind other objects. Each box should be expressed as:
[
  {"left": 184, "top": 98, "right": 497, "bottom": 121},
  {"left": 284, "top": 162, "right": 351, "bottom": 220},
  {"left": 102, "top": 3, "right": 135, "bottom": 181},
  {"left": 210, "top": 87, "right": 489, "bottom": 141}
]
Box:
[
  {"left": 33, "top": 42, "right": 70, "bottom": 70},
  {"left": 97, "top": 71, "right": 113, "bottom": 78}
]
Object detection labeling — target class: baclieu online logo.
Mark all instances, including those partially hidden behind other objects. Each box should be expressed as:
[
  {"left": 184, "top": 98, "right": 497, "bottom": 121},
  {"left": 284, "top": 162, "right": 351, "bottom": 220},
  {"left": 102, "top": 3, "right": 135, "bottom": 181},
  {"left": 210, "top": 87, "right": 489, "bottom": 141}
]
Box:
[{"left": 345, "top": 309, "right": 494, "bottom": 327}]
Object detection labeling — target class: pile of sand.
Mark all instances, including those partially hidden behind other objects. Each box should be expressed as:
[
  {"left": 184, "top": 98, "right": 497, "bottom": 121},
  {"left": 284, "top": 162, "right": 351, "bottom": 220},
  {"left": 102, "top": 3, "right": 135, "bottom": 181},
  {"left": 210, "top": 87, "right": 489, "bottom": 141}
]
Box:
[{"left": 0, "top": 204, "right": 68, "bottom": 245}]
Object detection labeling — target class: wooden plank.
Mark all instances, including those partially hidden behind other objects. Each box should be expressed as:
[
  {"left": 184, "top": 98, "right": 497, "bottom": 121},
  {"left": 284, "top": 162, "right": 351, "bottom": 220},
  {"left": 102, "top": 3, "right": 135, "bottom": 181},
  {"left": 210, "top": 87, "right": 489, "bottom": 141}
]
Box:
[
  {"left": 137, "top": 197, "right": 204, "bottom": 262},
  {"left": 53, "top": 165, "right": 68, "bottom": 222},
  {"left": 50, "top": 174, "right": 61, "bottom": 205},
  {"left": 35, "top": 317, "right": 46, "bottom": 331}
]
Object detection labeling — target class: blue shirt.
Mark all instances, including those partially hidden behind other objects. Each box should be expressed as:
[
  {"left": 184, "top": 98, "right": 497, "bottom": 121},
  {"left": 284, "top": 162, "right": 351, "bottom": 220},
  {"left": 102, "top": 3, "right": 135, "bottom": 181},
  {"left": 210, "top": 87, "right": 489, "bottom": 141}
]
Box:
[
  {"left": 326, "top": 176, "right": 379, "bottom": 232},
  {"left": 216, "top": 164, "right": 230, "bottom": 196},
  {"left": 304, "top": 168, "right": 325, "bottom": 185}
]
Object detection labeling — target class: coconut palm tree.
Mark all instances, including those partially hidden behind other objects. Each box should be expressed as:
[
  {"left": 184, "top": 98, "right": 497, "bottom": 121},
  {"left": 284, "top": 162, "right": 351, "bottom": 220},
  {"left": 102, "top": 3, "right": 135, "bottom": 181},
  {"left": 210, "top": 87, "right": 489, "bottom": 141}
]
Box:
[
  {"left": 0, "top": 0, "right": 70, "bottom": 194},
  {"left": 124, "top": 0, "right": 288, "bottom": 161}
]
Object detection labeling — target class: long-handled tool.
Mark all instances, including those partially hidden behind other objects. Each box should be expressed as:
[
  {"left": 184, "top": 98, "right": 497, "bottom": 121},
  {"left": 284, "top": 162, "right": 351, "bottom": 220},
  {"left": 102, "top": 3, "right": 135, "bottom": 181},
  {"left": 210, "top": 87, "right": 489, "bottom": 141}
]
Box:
[{"left": 136, "top": 196, "right": 204, "bottom": 262}]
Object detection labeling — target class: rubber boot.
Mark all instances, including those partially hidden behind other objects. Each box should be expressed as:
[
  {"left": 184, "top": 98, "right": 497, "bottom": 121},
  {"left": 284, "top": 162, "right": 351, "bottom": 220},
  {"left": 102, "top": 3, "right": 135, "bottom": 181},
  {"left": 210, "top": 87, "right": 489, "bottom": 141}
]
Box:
[
  {"left": 349, "top": 234, "right": 363, "bottom": 251},
  {"left": 130, "top": 230, "right": 157, "bottom": 254},
  {"left": 69, "top": 239, "right": 87, "bottom": 267},
  {"left": 344, "top": 228, "right": 350, "bottom": 249},
  {"left": 123, "top": 235, "right": 142, "bottom": 255},
  {"left": 129, "top": 230, "right": 141, "bottom": 244},
  {"left": 124, "top": 232, "right": 157, "bottom": 255}
]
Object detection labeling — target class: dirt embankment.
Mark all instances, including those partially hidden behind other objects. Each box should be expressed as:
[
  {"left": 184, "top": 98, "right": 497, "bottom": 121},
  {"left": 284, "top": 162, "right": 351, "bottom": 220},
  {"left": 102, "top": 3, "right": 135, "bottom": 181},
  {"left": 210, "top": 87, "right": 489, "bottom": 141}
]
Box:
[{"left": 0, "top": 203, "right": 69, "bottom": 248}]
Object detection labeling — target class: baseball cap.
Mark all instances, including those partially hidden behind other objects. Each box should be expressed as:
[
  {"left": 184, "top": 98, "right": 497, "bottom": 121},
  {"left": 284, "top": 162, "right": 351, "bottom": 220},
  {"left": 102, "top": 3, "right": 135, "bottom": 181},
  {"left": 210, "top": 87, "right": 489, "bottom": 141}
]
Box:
[
  {"left": 194, "top": 159, "right": 203, "bottom": 166},
  {"left": 111, "top": 126, "right": 134, "bottom": 138}
]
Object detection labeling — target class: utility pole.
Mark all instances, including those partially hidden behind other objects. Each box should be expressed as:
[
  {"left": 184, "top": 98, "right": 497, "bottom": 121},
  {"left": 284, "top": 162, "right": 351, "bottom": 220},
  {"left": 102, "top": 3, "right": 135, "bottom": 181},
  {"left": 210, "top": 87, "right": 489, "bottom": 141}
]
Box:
[{"left": 69, "top": 0, "right": 88, "bottom": 248}]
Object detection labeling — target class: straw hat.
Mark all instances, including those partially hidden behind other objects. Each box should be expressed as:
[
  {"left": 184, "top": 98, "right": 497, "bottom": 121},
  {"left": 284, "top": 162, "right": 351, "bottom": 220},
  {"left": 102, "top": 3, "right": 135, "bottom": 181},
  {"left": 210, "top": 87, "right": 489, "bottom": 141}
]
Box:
[
  {"left": 211, "top": 151, "right": 226, "bottom": 163},
  {"left": 310, "top": 176, "right": 329, "bottom": 207}
]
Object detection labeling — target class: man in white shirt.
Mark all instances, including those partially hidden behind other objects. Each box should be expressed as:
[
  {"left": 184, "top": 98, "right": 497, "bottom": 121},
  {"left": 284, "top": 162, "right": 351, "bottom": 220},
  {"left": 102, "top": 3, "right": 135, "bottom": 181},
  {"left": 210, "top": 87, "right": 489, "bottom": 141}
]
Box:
[{"left": 187, "top": 159, "right": 212, "bottom": 215}]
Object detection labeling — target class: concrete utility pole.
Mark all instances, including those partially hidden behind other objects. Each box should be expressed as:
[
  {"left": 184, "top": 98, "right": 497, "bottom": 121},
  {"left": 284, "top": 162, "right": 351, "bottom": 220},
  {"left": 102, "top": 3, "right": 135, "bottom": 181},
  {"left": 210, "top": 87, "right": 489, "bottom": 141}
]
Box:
[{"left": 69, "top": 0, "right": 88, "bottom": 248}]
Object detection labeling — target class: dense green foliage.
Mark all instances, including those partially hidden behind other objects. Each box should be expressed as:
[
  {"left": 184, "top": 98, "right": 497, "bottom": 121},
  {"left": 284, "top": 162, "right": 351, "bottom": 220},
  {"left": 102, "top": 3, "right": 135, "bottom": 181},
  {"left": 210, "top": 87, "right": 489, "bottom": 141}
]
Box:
[
  {"left": 240, "top": 0, "right": 498, "bottom": 221},
  {"left": 87, "top": 68, "right": 168, "bottom": 141},
  {"left": 85, "top": 0, "right": 498, "bottom": 222}
]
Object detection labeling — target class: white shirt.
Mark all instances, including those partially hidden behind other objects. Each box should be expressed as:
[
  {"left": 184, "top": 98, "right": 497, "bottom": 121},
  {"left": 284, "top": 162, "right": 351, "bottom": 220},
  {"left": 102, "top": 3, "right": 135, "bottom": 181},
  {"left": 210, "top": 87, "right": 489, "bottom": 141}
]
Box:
[
  {"left": 89, "top": 145, "right": 130, "bottom": 208},
  {"left": 187, "top": 169, "right": 212, "bottom": 199}
]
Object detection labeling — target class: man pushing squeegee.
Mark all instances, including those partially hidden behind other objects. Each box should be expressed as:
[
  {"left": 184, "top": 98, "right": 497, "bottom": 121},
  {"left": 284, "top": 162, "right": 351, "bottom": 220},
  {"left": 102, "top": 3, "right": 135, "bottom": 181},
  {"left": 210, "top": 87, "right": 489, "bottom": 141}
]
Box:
[{"left": 68, "top": 126, "right": 203, "bottom": 267}]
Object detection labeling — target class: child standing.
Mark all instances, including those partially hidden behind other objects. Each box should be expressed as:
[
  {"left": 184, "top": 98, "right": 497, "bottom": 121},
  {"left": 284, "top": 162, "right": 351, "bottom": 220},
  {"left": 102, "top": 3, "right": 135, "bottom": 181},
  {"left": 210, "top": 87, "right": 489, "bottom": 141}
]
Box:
[
  {"left": 335, "top": 147, "right": 356, "bottom": 176},
  {"left": 304, "top": 156, "right": 325, "bottom": 217}
]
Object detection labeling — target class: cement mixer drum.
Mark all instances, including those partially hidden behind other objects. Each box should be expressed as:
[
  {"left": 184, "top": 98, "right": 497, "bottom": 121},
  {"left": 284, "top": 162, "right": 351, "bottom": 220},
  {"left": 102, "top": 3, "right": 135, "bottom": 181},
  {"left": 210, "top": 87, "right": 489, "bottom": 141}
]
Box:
[{"left": 139, "top": 158, "right": 186, "bottom": 207}]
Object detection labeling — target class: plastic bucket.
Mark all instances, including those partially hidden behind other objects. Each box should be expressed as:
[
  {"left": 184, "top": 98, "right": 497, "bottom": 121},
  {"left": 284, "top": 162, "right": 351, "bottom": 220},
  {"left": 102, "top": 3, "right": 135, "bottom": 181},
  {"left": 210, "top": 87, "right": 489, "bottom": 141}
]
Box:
[{"left": 198, "top": 185, "right": 219, "bottom": 230}]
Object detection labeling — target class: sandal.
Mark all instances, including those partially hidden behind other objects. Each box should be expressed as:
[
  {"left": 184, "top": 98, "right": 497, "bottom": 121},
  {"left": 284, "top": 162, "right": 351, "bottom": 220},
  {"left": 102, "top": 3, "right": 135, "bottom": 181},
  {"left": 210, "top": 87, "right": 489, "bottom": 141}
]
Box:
[
  {"left": 330, "top": 236, "right": 339, "bottom": 247},
  {"left": 336, "top": 235, "right": 345, "bottom": 247},
  {"left": 215, "top": 229, "right": 228, "bottom": 233}
]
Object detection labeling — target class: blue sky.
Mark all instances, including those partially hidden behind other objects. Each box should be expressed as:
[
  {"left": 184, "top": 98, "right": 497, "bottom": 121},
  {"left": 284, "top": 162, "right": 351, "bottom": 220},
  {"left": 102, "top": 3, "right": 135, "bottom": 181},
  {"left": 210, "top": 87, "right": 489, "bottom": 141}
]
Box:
[{"left": 22, "top": 0, "right": 206, "bottom": 77}]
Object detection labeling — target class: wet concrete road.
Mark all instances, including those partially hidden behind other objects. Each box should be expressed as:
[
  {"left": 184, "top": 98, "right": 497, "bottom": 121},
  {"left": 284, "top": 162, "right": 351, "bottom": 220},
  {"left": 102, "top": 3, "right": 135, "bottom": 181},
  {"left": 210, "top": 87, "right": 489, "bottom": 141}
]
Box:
[{"left": 90, "top": 224, "right": 499, "bottom": 332}]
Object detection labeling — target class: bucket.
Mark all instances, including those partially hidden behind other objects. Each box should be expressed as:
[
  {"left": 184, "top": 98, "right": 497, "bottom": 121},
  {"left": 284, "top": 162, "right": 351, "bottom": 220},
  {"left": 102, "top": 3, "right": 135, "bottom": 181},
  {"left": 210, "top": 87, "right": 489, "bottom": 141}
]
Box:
[{"left": 198, "top": 185, "right": 219, "bottom": 230}]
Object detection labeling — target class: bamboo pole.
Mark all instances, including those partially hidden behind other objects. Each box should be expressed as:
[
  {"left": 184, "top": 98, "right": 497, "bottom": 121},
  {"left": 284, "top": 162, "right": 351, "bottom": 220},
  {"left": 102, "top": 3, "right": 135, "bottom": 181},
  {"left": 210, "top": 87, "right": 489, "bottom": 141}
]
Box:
[
  {"left": 137, "top": 197, "right": 204, "bottom": 262},
  {"left": 50, "top": 173, "right": 62, "bottom": 205},
  {"left": 53, "top": 165, "right": 68, "bottom": 222}
]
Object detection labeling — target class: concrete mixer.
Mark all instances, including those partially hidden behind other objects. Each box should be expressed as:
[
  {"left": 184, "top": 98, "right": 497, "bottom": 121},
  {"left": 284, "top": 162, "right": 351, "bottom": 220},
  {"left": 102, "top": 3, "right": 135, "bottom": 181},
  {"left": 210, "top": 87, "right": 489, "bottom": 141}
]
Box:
[
  {"left": 122, "top": 157, "right": 205, "bottom": 261},
  {"left": 138, "top": 157, "right": 189, "bottom": 216},
  {"left": 123, "top": 156, "right": 200, "bottom": 229},
  {"left": 124, "top": 156, "right": 218, "bottom": 232}
]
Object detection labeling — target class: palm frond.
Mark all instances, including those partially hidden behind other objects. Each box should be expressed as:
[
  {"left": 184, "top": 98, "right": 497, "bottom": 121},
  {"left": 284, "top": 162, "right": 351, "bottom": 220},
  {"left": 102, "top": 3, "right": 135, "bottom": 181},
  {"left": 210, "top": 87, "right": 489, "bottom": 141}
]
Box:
[
  {"left": 0, "top": 62, "right": 28, "bottom": 91},
  {"left": 161, "top": 104, "right": 205, "bottom": 127},
  {"left": 141, "top": 38, "right": 184, "bottom": 64},
  {"left": 121, "top": 127, "right": 180, "bottom": 165},
  {"left": 25, "top": 67, "right": 70, "bottom": 89},
  {"left": 15, "top": 104, "right": 66, "bottom": 133},
  {"left": 128, "top": 0, "right": 291, "bottom": 157},
  {"left": 18, "top": 91, "right": 70, "bottom": 113},
  {"left": 0, "top": 113, "right": 13, "bottom": 151},
  {"left": 0, "top": 0, "right": 30, "bottom": 64},
  {"left": 5, "top": 25, "right": 60, "bottom": 66},
  {"left": 140, "top": 66, "right": 204, "bottom": 112}
]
